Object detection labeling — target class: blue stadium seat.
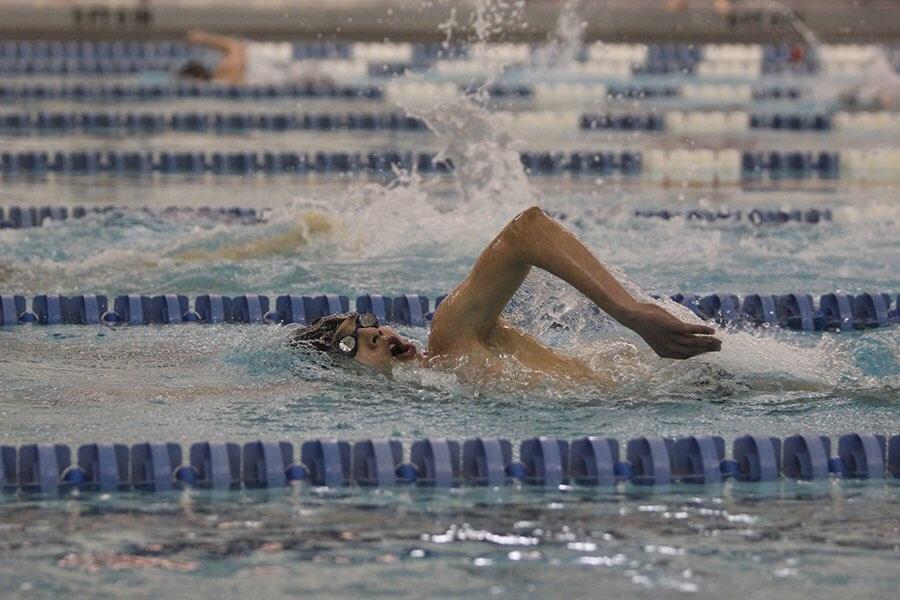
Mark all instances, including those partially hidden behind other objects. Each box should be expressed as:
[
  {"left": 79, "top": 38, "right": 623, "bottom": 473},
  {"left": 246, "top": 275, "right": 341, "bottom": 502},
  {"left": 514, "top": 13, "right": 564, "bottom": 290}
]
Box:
[{"left": 1, "top": 295, "right": 27, "bottom": 325}]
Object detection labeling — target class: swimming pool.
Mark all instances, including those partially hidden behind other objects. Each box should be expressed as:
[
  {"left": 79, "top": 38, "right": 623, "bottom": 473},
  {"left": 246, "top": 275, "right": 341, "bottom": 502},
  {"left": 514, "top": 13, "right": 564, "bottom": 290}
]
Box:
[{"left": 1, "top": 37, "right": 899, "bottom": 598}]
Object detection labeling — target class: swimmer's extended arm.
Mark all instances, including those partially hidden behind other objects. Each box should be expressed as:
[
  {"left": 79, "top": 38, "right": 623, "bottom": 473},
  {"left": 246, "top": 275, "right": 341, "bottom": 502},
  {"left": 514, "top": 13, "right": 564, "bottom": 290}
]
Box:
[
  {"left": 430, "top": 206, "right": 721, "bottom": 359},
  {"left": 186, "top": 29, "right": 246, "bottom": 84}
]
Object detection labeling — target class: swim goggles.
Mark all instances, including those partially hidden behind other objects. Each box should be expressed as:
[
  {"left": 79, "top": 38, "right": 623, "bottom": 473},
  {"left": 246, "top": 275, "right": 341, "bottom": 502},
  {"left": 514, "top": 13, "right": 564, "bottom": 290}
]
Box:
[{"left": 334, "top": 313, "right": 380, "bottom": 358}]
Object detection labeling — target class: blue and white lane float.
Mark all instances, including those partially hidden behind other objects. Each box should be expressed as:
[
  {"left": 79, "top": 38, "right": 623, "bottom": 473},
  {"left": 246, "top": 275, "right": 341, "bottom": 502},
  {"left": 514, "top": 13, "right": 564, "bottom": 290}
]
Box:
[
  {"left": 0, "top": 148, "right": 876, "bottom": 182},
  {"left": 0, "top": 40, "right": 888, "bottom": 78},
  {"left": 4, "top": 148, "right": 899, "bottom": 182},
  {"left": 0, "top": 82, "right": 811, "bottom": 104},
  {"left": 1, "top": 433, "right": 898, "bottom": 494},
  {"left": 0, "top": 292, "right": 896, "bottom": 331},
  {"left": 2, "top": 110, "right": 898, "bottom": 135},
  {"left": 0, "top": 205, "right": 831, "bottom": 229}
]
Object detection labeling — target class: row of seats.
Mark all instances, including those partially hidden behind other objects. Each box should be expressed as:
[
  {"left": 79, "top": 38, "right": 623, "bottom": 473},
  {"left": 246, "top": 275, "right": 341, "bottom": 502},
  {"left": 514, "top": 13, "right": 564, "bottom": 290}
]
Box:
[
  {"left": 0, "top": 111, "right": 429, "bottom": 134},
  {"left": 634, "top": 208, "right": 832, "bottom": 225},
  {"left": 0, "top": 82, "right": 808, "bottom": 104},
  {"left": 1, "top": 433, "right": 896, "bottom": 495},
  {"left": 0, "top": 293, "right": 436, "bottom": 327},
  {"left": 2, "top": 292, "right": 895, "bottom": 331},
  {"left": 0, "top": 205, "right": 259, "bottom": 229},
  {"left": 0, "top": 150, "right": 855, "bottom": 180},
  {"left": 671, "top": 292, "right": 898, "bottom": 331}
]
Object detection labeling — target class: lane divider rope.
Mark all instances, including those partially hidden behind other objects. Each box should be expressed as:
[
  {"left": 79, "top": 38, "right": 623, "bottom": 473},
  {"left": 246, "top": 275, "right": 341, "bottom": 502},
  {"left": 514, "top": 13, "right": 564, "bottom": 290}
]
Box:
[
  {"left": 1, "top": 433, "right": 897, "bottom": 494},
  {"left": 0, "top": 292, "right": 896, "bottom": 331}
]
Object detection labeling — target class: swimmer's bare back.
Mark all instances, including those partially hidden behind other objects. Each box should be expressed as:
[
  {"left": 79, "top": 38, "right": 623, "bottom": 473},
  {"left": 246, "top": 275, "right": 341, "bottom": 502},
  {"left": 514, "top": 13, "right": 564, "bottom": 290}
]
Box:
[
  {"left": 186, "top": 29, "right": 247, "bottom": 84},
  {"left": 428, "top": 207, "right": 722, "bottom": 379}
]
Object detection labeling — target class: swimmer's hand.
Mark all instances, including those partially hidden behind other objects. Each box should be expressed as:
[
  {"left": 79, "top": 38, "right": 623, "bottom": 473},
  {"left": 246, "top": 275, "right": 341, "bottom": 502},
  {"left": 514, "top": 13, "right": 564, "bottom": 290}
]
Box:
[
  {"left": 186, "top": 29, "right": 214, "bottom": 45},
  {"left": 620, "top": 303, "right": 721, "bottom": 359}
]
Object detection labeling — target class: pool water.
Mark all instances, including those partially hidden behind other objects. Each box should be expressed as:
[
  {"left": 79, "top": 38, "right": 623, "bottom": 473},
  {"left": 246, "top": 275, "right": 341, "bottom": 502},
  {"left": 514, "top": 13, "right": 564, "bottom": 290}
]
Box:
[{"left": 1, "top": 41, "right": 899, "bottom": 600}]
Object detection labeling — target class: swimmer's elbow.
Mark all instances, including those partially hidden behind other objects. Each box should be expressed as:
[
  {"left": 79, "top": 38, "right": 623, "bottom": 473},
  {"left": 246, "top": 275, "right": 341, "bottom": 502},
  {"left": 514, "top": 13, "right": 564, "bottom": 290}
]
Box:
[{"left": 510, "top": 205, "right": 552, "bottom": 232}]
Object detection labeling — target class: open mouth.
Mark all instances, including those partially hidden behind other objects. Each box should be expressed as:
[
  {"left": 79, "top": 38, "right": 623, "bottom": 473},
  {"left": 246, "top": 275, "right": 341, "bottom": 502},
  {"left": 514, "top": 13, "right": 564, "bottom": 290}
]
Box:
[{"left": 387, "top": 335, "right": 416, "bottom": 361}]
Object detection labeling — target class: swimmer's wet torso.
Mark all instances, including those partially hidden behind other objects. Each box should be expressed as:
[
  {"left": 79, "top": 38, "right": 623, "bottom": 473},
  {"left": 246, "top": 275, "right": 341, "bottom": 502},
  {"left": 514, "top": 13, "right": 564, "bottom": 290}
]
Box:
[{"left": 292, "top": 206, "right": 722, "bottom": 384}]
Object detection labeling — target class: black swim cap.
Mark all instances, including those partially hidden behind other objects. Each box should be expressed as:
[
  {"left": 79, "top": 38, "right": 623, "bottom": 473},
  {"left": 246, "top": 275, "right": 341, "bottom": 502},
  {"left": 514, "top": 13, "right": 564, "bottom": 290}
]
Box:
[
  {"left": 289, "top": 312, "right": 358, "bottom": 353},
  {"left": 177, "top": 60, "right": 213, "bottom": 81}
]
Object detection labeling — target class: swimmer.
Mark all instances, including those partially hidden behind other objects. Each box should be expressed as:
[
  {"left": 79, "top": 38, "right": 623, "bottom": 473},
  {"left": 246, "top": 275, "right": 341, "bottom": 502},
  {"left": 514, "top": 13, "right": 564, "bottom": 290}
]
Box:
[
  {"left": 177, "top": 29, "right": 331, "bottom": 86},
  {"left": 834, "top": 49, "right": 900, "bottom": 110},
  {"left": 292, "top": 207, "right": 721, "bottom": 383}
]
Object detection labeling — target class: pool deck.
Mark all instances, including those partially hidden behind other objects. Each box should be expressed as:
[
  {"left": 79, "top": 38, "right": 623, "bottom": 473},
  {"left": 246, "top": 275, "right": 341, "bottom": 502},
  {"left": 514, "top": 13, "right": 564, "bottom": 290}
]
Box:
[{"left": 0, "top": 0, "right": 898, "bottom": 43}]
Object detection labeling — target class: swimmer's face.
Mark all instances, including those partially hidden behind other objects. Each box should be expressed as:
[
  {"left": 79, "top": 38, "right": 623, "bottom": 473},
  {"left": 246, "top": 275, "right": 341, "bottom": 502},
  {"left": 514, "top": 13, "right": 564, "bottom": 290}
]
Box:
[{"left": 333, "top": 316, "right": 418, "bottom": 375}]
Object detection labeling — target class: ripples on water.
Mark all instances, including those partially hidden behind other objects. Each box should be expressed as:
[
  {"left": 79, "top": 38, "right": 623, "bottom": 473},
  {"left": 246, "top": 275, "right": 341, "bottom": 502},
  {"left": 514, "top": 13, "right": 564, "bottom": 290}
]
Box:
[{"left": 1, "top": 13, "right": 899, "bottom": 597}]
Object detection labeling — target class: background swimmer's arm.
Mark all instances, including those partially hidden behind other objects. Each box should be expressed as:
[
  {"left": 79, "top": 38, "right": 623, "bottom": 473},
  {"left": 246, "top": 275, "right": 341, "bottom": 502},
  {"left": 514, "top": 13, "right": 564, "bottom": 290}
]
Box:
[
  {"left": 186, "top": 29, "right": 246, "bottom": 84},
  {"left": 431, "top": 206, "right": 720, "bottom": 359}
]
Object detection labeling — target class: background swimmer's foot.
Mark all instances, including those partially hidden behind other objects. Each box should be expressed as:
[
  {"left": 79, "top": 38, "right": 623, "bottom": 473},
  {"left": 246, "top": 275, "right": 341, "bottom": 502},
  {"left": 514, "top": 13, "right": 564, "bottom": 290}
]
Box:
[{"left": 169, "top": 210, "right": 337, "bottom": 262}]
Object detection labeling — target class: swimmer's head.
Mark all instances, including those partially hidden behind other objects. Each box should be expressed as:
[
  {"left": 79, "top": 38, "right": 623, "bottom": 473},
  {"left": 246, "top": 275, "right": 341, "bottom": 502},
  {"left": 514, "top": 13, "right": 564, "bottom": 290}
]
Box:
[
  {"left": 176, "top": 60, "right": 213, "bottom": 81},
  {"left": 290, "top": 312, "right": 418, "bottom": 375}
]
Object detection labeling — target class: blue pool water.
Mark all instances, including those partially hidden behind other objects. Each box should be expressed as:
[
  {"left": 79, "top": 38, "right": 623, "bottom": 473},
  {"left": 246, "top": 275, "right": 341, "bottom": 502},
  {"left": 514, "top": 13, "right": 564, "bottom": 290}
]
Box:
[{"left": 1, "top": 39, "right": 899, "bottom": 599}]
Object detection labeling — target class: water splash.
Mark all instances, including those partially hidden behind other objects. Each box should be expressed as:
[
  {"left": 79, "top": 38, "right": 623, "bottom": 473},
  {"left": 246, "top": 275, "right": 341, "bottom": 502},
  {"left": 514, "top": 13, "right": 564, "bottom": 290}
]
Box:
[{"left": 531, "top": 0, "right": 587, "bottom": 70}]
